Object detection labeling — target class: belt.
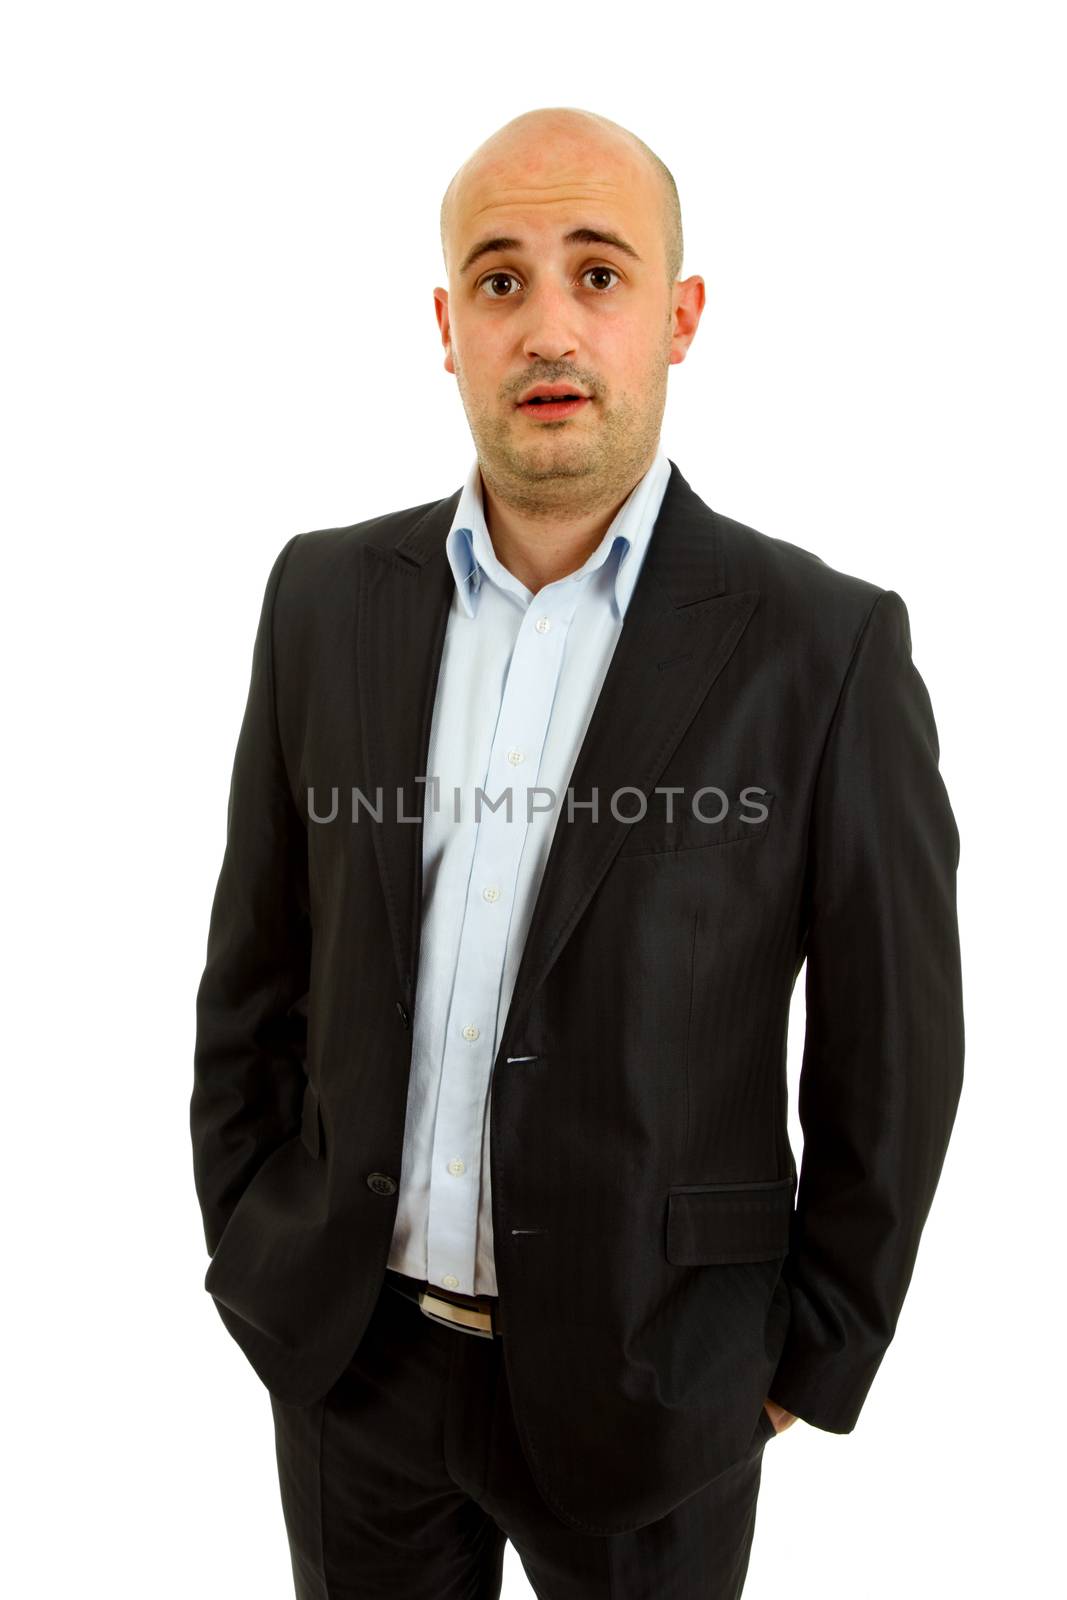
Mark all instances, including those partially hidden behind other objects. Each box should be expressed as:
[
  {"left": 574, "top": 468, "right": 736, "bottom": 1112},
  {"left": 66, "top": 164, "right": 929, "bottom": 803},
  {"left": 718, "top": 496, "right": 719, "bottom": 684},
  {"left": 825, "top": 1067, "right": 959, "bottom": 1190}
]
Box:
[{"left": 383, "top": 1268, "right": 505, "bottom": 1338}]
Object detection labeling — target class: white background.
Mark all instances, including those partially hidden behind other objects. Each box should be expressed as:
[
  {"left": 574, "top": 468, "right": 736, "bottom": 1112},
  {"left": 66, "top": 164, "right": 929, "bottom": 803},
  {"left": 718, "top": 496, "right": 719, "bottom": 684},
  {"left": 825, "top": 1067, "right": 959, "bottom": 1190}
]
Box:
[{"left": 3, "top": 2, "right": 1062, "bottom": 1595}]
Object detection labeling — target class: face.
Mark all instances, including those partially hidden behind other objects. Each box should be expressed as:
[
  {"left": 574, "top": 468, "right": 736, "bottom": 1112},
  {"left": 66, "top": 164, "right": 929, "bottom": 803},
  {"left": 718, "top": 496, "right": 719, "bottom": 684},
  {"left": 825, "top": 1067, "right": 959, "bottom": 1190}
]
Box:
[{"left": 434, "top": 130, "right": 704, "bottom": 512}]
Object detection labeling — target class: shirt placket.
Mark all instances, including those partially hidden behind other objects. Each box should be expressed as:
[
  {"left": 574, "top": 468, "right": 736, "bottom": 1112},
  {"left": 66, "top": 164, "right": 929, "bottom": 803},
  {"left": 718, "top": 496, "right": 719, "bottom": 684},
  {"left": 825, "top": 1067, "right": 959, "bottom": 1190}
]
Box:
[{"left": 426, "top": 582, "right": 582, "bottom": 1294}]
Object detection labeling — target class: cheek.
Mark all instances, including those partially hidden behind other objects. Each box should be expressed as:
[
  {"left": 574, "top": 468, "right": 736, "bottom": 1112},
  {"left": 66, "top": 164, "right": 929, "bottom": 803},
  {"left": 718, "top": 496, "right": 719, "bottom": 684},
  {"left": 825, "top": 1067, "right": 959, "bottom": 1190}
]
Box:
[
  {"left": 455, "top": 329, "right": 509, "bottom": 388},
  {"left": 601, "top": 322, "right": 663, "bottom": 385}
]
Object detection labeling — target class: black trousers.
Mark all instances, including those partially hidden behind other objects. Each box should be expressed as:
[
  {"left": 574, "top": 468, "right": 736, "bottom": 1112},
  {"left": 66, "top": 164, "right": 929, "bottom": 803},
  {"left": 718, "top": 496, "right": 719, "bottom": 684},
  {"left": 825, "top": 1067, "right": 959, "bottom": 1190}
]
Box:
[{"left": 269, "top": 1271, "right": 775, "bottom": 1599}]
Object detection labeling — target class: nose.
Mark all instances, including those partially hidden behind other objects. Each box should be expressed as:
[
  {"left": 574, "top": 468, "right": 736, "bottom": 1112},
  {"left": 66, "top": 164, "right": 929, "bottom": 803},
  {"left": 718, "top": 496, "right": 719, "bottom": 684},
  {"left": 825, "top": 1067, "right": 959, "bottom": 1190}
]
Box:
[{"left": 520, "top": 276, "right": 580, "bottom": 365}]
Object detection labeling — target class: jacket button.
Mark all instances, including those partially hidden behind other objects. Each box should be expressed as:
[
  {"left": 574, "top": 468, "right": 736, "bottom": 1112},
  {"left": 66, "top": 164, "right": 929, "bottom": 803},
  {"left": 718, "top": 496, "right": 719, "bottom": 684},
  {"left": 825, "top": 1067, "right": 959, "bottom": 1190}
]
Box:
[
  {"left": 366, "top": 1172, "right": 397, "bottom": 1196},
  {"left": 395, "top": 1000, "right": 410, "bottom": 1027}
]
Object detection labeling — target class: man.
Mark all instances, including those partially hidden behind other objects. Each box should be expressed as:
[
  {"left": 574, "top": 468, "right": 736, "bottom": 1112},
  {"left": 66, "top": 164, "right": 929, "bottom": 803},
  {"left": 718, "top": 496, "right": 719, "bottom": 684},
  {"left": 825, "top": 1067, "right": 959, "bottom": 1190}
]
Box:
[{"left": 191, "top": 106, "right": 964, "bottom": 1598}]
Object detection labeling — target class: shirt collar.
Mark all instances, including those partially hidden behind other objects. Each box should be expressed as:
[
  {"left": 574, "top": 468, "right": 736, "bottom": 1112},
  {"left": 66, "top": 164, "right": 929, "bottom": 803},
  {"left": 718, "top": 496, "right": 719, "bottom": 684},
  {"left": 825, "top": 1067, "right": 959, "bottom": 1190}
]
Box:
[{"left": 445, "top": 445, "right": 672, "bottom": 622}]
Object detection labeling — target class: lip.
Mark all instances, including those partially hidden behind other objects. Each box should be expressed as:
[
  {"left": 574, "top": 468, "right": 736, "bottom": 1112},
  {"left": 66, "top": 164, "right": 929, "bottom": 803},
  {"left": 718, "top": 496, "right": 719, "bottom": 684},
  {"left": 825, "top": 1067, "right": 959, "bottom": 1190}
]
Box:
[
  {"left": 517, "top": 383, "right": 590, "bottom": 404},
  {"left": 516, "top": 394, "right": 592, "bottom": 421}
]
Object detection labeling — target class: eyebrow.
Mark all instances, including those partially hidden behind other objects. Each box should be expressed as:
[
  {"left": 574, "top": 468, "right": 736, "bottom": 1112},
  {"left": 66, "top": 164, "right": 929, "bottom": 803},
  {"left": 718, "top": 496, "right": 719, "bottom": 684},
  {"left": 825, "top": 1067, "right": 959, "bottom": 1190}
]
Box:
[{"left": 458, "top": 226, "right": 642, "bottom": 278}]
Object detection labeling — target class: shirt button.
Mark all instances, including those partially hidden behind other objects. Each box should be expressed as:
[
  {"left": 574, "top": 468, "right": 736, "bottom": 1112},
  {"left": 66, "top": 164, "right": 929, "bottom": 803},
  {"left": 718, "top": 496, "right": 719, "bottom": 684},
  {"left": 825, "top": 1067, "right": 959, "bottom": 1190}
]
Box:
[
  {"left": 535, "top": 616, "right": 551, "bottom": 633},
  {"left": 462, "top": 1023, "right": 480, "bottom": 1040},
  {"left": 482, "top": 886, "right": 500, "bottom": 902},
  {"left": 506, "top": 749, "right": 524, "bottom": 766},
  {"left": 442, "top": 1274, "right": 460, "bottom": 1290},
  {"left": 447, "top": 1157, "right": 466, "bottom": 1176}
]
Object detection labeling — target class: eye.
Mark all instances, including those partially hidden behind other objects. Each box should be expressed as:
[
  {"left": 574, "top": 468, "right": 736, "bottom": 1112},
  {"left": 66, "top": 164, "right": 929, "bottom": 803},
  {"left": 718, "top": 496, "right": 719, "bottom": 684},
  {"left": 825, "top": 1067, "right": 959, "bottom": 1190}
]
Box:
[
  {"left": 475, "top": 265, "right": 622, "bottom": 299},
  {"left": 581, "top": 265, "right": 621, "bottom": 293},
  {"left": 477, "top": 272, "right": 522, "bottom": 299}
]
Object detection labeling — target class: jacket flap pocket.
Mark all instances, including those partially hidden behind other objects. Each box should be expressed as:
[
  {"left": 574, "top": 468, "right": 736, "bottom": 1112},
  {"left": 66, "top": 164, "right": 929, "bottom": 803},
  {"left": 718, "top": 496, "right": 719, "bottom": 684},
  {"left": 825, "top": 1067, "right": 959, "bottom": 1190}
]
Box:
[
  {"left": 618, "top": 789, "right": 775, "bottom": 858},
  {"left": 666, "top": 1177, "right": 793, "bottom": 1265},
  {"left": 299, "top": 1079, "right": 323, "bottom": 1160}
]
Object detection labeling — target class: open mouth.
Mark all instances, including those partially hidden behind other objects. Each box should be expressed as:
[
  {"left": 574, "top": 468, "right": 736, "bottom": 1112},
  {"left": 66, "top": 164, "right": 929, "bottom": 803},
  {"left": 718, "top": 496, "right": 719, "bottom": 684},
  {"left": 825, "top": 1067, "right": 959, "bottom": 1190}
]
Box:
[{"left": 518, "top": 394, "right": 591, "bottom": 419}]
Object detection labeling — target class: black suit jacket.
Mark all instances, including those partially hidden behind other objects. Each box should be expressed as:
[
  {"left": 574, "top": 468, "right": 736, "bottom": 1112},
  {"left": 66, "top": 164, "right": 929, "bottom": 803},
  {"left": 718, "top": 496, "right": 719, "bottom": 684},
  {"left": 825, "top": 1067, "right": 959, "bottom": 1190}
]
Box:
[{"left": 191, "top": 459, "right": 964, "bottom": 1534}]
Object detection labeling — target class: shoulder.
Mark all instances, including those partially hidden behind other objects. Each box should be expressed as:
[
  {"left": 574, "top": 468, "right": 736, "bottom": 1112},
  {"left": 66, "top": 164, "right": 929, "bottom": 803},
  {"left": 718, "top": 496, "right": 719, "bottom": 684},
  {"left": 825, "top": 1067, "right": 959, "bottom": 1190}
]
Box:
[
  {"left": 715, "top": 506, "right": 884, "bottom": 614},
  {"left": 707, "top": 504, "right": 895, "bottom": 668},
  {"left": 261, "top": 491, "right": 455, "bottom": 619}
]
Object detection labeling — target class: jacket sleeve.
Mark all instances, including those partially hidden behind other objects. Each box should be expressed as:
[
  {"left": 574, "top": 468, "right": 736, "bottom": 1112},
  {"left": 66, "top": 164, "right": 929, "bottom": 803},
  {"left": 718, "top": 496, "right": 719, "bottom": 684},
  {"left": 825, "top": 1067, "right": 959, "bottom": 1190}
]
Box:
[
  {"left": 768, "top": 587, "right": 964, "bottom": 1431},
  {"left": 190, "top": 534, "right": 311, "bottom": 1258}
]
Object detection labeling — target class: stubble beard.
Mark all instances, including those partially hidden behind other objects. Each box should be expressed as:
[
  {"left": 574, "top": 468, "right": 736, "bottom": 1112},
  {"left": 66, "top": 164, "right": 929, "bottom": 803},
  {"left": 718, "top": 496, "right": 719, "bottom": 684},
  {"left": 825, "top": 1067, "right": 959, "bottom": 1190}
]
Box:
[{"left": 454, "top": 349, "right": 669, "bottom": 523}]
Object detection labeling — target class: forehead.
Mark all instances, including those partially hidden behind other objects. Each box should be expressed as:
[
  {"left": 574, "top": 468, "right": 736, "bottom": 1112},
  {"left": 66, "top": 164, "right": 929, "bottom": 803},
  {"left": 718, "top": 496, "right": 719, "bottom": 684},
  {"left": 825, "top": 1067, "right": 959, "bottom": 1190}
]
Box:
[{"left": 451, "top": 142, "right": 660, "bottom": 254}]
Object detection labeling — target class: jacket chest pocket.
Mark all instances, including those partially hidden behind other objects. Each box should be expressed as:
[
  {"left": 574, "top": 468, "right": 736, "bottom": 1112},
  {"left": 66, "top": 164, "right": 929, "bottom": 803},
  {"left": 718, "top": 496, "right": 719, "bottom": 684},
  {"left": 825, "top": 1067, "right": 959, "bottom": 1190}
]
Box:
[
  {"left": 616, "top": 789, "right": 775, "bottom": 858},
  {"left": 665, "top": 1176, "right": 793, "bottom": 1264}
]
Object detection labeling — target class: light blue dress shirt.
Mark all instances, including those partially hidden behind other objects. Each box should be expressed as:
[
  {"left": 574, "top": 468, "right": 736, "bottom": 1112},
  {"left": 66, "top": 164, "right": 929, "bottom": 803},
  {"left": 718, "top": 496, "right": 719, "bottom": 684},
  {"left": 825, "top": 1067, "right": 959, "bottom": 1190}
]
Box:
[{"left": 386, "top": 444, "right": 673, "bottom": 1296}]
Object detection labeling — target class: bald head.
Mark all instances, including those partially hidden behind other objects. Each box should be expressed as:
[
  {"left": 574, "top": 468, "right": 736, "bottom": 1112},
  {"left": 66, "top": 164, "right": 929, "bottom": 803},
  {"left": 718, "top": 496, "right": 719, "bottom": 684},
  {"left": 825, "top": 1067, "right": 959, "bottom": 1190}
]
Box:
[
  {"left": 439, "top": 107, "right": 684, "bottom": 288},
  {"left": 432, "top": 105, "right": 706, "bottom": 517}
]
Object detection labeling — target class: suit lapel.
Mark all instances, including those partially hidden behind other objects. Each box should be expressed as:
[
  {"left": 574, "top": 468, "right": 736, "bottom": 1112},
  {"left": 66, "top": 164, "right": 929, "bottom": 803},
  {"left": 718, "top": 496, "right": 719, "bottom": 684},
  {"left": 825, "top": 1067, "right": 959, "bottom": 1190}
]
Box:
[
  {"left": 357, "top": 494, "right": 459, "bottom": 1014},
  {"left": 357, "top": 460, "right": 759, "bottom": 1053}
]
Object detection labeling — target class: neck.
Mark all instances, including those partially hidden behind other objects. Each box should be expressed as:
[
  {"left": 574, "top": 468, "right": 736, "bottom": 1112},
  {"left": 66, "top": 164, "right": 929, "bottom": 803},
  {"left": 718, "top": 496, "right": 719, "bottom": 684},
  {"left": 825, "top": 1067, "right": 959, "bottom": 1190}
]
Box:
[{"left": 478, "top": 449, "right": 656, "bottom": 595}]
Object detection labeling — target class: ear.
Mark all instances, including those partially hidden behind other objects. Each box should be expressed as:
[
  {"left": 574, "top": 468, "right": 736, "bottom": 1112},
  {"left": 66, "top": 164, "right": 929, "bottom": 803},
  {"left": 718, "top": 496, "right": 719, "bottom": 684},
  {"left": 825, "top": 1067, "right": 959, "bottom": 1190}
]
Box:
[
  {"left": 433, "top": 287, "right": 455, "bottom": 375},
  {"left": 668, "top": 276, "right": 706, "bottom": 367}
]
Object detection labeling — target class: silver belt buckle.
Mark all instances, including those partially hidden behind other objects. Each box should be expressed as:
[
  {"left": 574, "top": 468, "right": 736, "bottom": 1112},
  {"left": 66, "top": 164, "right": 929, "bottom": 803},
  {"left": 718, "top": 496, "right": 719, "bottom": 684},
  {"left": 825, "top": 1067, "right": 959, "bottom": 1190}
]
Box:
[{"left": 418, "top": 1288, "right": 496, "bottom": 1338}]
